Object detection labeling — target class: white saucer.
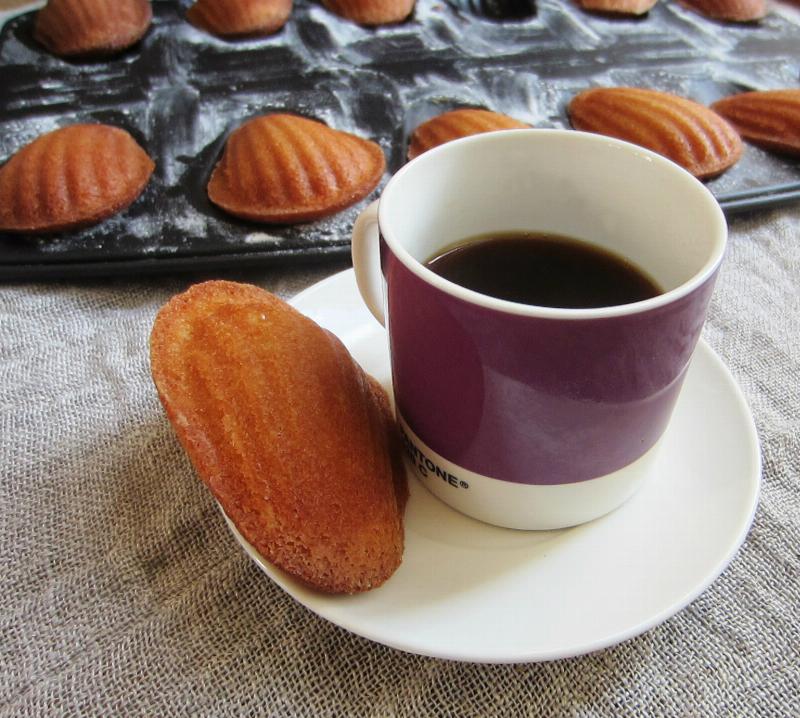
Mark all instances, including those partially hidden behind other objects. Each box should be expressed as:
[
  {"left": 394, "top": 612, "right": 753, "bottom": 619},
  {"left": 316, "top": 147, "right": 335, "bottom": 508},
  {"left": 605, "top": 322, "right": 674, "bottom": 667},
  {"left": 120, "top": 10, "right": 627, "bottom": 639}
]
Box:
[{"left": 223, "top": 269, "right": 761, "bottom": 663}]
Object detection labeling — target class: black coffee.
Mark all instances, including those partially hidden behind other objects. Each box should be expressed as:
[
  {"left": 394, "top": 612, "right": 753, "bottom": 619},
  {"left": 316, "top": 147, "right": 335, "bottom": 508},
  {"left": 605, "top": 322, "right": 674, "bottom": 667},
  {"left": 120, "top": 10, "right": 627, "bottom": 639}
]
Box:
[{"left": 424, "top": 231, "right": 662, "bottom": 309}]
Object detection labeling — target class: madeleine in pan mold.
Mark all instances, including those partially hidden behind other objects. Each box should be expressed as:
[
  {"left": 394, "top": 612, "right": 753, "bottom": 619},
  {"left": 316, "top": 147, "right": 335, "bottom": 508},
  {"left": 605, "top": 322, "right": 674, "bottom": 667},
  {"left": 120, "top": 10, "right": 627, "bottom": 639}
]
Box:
[
  {"left": 712, "top": 90, "right": 800, "bottom": 157},
  {"left": 577, "top": 0, "right": 658, "bottom": 15},
  {"left": 0, "top": 124, "right": 154, "bottom": 234},
  {"left": 568, "top": 87, "right": 742, "bottom": 180},
  {"left": 187, "top": 0, "right": 292, "bottom": 38},
  {"left": 679, "top": 0, "right": 766, "bottom": 22},
  {"left": 407, "top": 108, "right": 530, "bottom": 160},
  {"left": 34, "top": 0, "right": 152, "bottom": 58},
  {"left": 322, "top": 0, "right": 415, "bottom": 25},
  {"left": 207, "top": 114, "right": 385, "bottom": 224},
  {"left": 149, "top": 280, "right": 408, "bottom": 594}
]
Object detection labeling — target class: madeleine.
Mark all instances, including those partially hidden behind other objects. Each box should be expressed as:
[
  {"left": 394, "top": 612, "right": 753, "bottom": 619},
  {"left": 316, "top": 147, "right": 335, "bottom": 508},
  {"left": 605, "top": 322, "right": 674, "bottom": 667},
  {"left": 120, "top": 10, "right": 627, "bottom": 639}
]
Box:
[
  {"left": 207, "top": 114, "right": 385, "bottom": 224},
  {"left": 569, "top": 87, "right": 742, "bottom": 179},
  {"left": 34, "top": 0, "right": 152, "bottom": 57},
  {"left": 408, "top": 108, "right": 530, "bottom": 160},
  {"left": 0, "top": 124, "right": 154, "bottom": 233},
  {"left": 187, "top": 0, "right": 292, "bottom": 38}
]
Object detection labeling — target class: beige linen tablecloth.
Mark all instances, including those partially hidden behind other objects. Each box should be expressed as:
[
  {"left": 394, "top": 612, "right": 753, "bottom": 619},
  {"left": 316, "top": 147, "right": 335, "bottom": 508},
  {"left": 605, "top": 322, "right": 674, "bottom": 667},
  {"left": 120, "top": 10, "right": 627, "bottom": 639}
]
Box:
[{"left": 2, "top": 205, "right": 799, "bottom": 716}]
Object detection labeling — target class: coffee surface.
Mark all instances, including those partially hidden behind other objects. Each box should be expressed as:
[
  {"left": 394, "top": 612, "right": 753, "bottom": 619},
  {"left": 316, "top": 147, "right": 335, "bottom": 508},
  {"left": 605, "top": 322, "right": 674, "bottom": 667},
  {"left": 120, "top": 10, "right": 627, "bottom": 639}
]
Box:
[{"left": 424, "top": 232, "right": 662, "bottom": 309}]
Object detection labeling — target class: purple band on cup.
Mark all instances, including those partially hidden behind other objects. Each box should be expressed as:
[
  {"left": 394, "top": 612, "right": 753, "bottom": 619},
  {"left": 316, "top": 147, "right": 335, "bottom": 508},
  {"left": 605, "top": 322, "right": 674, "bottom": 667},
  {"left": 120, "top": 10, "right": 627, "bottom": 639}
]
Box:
[{"left": 381, "top": 238, "right": 717, "bottom": 486}]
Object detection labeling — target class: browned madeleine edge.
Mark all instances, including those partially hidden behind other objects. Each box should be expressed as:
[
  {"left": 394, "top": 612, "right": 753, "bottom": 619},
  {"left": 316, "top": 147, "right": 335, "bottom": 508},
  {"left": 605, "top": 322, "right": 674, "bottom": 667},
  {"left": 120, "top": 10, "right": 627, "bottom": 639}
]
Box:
[
  {"left": 0, "top": 124, "right": 155, "bottom": 234},
  {"left": 34, "top": 0, "right": 153, "bottom": 58},
  {"left": 678, "top": 0, "right": 766, "bottom": 22},
  {"left": 577, "top": 0, "right": 658, "bottom": 16},
  {"left": 186, "top": 0, "right": 292, "bottom": 38}
]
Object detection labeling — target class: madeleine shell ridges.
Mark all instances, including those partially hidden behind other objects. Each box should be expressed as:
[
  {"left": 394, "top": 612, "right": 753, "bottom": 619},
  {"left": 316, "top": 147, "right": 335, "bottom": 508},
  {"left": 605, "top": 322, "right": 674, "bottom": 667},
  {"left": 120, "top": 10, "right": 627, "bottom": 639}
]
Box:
[
  {"left": 207, "top": 114, "right": 386, "bottom": 224},
  {"left": 0, "top": 124, "right": 154, "bottom": 234},
  {"left": 568, "top": 87, "right": 742, "bottom": 179},
  {"left": 149, "top": 280, "right": 407, "bottom": 594},
  {"left": 679, "top": 0, "right": 766, "bottom": 21},
  {"left": 407, "top": 108, "right": 531, "bottom": 160},
  {"left": 322, "top": 0, "right": 415, "bottom": 25},
  {"left": 34, "top": 0, "right": 152, "bottom": 57},
  {"left": 578, "top": 0, "right": 658, "bottom": 15},
  {"left": 187, "top": 0, "right": 292, "bottom": 37},
  {"left": 712, "top": 90, "right": 800, "bottom": 157}
]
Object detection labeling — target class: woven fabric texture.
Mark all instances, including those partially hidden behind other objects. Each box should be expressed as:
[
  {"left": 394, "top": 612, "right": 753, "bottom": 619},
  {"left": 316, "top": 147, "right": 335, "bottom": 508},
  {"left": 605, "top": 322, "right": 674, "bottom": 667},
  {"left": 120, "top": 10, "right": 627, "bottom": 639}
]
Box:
[{"left": 1, "top": 207, "right": 799, "bottom": 717}]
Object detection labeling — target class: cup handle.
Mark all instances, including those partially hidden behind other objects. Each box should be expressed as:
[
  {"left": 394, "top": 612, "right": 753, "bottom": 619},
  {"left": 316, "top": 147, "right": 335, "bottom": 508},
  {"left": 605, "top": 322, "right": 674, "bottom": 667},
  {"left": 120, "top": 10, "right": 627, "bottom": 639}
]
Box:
[{"left": 351, "top": 200, "right": 385, "bottom": 326}]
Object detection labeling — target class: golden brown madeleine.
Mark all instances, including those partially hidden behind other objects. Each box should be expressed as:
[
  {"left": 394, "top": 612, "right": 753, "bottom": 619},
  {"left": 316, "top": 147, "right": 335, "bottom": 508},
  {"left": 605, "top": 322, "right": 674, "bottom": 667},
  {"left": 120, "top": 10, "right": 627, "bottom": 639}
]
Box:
[
  {"left": 207, "top": 114, "right": 385, "bottom": 224},
  {"left": 568, "top": 87, "right": 742, "bottom": 179},
  {"left": 678, "top": 0, "right": 766, "bottom": 21},
  {"left": 150, "top": 281, "right": 407, "bottom": 594},
  {"left": 187, "top": 0, "right": 292, "bottom": 38},
  {"left": 407, "top": 108, "right": 530, "bottom": 161},
  {"left": 577, "top": 0, "right": 657, "bottom": 15},
  {"left": 0, "top": 124, "right": 154, "bottom": 234},
  {"left": 712, "top": 90, "right": 800, "bottom": 157},
  {"left": 322, "top": 0, "right": 415, "bottom": 25},
  {"left": 34, "top": 0, "right": 152, "bottom": 58}
]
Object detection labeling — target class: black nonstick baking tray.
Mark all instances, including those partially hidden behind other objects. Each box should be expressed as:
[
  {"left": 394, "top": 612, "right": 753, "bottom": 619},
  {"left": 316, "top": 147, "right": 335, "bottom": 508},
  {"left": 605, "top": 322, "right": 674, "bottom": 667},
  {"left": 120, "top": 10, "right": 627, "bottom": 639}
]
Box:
[{"left": 1, "top": 0, "right": 799, "bottom": 280}]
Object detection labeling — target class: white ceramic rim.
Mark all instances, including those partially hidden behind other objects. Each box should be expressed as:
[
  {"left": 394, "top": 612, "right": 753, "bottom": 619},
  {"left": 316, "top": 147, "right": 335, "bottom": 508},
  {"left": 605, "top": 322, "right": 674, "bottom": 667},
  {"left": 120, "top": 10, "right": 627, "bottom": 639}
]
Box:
[{"left": 378, "top": 129, "right": 728, "bottom": 320}]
